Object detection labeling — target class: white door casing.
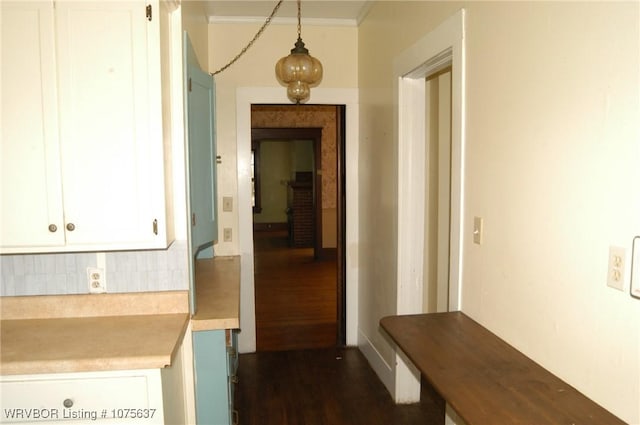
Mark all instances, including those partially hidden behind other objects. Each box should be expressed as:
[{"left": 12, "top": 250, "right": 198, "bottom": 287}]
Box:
[
  {"left": 235, "top": 88, "right": 359, "bottom": 353},
  {"left": 394, "top": 9, "right": 466, "bottom": 402}
]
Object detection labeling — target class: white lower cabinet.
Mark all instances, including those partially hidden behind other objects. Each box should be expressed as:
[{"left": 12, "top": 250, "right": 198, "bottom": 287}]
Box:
[{"left": 0, "top": 368, "right": 178, "bottom": 424}]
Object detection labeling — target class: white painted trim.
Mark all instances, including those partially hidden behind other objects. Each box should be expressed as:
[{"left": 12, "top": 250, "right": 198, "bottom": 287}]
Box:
[
  {"left": 208, "top": 16, "right": 358, "bottom": 27},
  {"left": 396, "top": 75, "right": 427, "bottom": 318},
  {"left": 393, "top": 9, "right": 466, "bottom": 403},
  {"left": 394, "top": 64, "right": 427, "bottom": 408},
  {"left": 236, "top": 87, "right": 359, "bottom": 353},
  {"left": 355, "top": 0, "right": 375, "bottom": 26},
  {"left": 358, "top": 329, "right": 395, "bottom": 396}
]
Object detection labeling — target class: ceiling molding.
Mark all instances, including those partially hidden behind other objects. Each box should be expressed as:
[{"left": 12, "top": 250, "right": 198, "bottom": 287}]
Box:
[
  {"left": 356, "top": 0, "right": 374, "bottom": 25},
  {"left": 208, "top": 15, "right": 359, "bottom": 27},
  {"left": 204, "top": 0, "right": 373, "bottom": 27}
]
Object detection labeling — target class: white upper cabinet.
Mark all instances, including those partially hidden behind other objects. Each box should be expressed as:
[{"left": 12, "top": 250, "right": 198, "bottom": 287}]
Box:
[
  {"left": 1, "top": 1, "right": 65, "bottom": 249},
  {"left": 1, "top": 1, "right": 174, "bottom": 253}
]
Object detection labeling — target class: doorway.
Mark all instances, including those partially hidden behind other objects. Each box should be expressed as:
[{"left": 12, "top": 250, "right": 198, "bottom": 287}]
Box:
[
  {"left": 251, "top": 106, "right": 347, "bottom": 352},
  {"left": 393, "top": 10, "right": 466, "bottom": 404},
  {"left": 251, "top": 128, "right": 323, "bottom": 258},
  {"left": 235, "top": 88, "right": 358, "bottom": 354},
  {"left": 423, "top": 68, "right": 452, "bottom": 314}
]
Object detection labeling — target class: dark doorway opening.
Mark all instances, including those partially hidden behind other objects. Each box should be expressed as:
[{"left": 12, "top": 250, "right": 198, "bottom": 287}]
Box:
[{"left": 251, "top": 105, "right": 347, "bottom": 351}]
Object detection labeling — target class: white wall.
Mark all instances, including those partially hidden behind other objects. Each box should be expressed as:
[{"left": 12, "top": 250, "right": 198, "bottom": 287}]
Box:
[
  {"left": 180, "top": 1, "right": 209, "bottom": 70},
  {"left": 208, "top": 21, "right": 358, "bottom": 256},
  {"left": 208, "top": 21, "right": 359, "bottom": 351},
  {"left": 358, "top": 2, "right": 639, "bottom": 423}
]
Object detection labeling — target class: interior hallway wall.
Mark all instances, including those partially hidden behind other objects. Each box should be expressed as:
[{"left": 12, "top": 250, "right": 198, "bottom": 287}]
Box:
[
  {"left": 358, "top": 2, "right": 639, "bottom": 423},
  {"left": 208, "top": 22, "right": 357, "bottom": 256}
]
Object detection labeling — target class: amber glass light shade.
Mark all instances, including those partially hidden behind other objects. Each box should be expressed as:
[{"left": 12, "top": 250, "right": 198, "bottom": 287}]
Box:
[{"left": 275, "top": 37, "right": 323, "bottom": 104}]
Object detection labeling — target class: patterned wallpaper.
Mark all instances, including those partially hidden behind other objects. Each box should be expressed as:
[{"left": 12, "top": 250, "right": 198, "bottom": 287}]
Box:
[{"left": 251, "top": 105, "right": 338, "bottom": 209}]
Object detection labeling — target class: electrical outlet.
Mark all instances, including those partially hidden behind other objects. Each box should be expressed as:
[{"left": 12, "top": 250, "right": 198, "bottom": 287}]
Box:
[
  {"left": 223, "top": 228, "right": 232, "bottom": 242},
  {"left": 607, "top": 246, "right": 625, "bottom": 291},
  {"left": 223, "top": 196, "right": 233, "bottom": 212},
  {"left": 87, "top": 267, "right": 106, "bottom": 293}
]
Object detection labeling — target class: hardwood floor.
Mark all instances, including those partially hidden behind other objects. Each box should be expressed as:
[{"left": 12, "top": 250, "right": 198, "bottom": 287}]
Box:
[
  {"left": 248, "top": 232, "right": 443, "bottom": 424},
  {"left": 235, "top": 348, "right": 445, "bottom": 425},
  {"left": 254, "top": 230, "right": 337, "bottom": 351}
]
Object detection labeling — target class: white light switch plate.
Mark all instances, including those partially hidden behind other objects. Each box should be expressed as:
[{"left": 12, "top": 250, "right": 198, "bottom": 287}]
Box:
[
  {"left": 473, "top": 216, "right": 483, "bottom": 245},
  {"left": 223, "top": 196, "right": 233, "bottom": 212}
]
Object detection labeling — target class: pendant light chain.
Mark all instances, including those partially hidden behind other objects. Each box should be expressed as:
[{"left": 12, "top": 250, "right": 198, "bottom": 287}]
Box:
[
  {"left": 297, "top": 0, "right": 302, "bottom": 39},
  {"left": 211, "top": 0, "right": 284, "bottom": 76},
  {"left": 275, "top": 0, "right": 323, "bottom": 103}
]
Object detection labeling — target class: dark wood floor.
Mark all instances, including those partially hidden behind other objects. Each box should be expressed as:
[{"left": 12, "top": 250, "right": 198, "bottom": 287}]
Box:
[
  {"left": 236, "top": 348, "right": 445, "bottom": 425},
  {"left": 254, "top": 230, "right": 337, "bottom": 351}
]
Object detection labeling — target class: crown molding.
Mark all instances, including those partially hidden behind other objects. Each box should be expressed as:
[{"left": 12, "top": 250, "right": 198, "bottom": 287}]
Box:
[{"left": 208, "top": 15, "right": 358, "bottom": 27}]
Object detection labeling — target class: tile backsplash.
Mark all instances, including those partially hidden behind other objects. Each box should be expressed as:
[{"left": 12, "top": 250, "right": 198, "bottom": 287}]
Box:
[{"left": 0, "top": 240, "right": 188, "bottom": 296}]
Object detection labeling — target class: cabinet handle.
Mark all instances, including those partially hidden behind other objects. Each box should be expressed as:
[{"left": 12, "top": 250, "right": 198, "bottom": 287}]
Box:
[
  {"left": 63, "top": 398, "right": 73, "bottom": 408},
  {"left": 66, "top": 223, "right": 75, "bottom": 231},
  {"left": 230, "top": 375, "right": 239, "bottom": 384},
  {"left": 48, "top": 224, "right": 58, "bottom": 233},
  {"left": 232, "top": 410, "right": 239, "bottom": 425}
]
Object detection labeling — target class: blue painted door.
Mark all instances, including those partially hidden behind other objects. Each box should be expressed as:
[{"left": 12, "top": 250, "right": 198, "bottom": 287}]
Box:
[
  {"left": 185, "top": 34, "right": 217, "bottom": 259},
  {"left": 193, "top": 330, "right": 230, "bottom": 425}
]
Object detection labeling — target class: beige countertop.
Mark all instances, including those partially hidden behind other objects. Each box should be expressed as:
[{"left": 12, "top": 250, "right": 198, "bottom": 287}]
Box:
[
  {"left": 0, "top": 253, "right": 242, "bottom": 376},
  {"left": 191, "top": 255, "right": 240, "bottom": 331},
  {"left": 0, "top": 291, "right": 189, "bottom": 376}
]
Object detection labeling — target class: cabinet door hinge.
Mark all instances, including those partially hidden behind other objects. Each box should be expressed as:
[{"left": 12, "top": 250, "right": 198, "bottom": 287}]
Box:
[
  {"left": 152, "top": 219, "right": 158, "bottom": 235},
  {"left": 188, "top": 78, "right": 192, "bottom": 92},
  {"left": 146, "top": 4, "right": 152, "bottom": 21}
]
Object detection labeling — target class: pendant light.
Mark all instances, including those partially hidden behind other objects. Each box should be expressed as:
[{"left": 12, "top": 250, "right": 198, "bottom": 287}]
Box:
[{"left": 275, "top": 0, "right": 323, "bottom": 104}]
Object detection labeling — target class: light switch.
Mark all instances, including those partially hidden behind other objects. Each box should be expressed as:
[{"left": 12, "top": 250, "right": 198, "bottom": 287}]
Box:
[
  {"left": 473, "top": 216, "right": 483, "bottom": 245},
  {"left": 223, "top": 196, "right": 233, "bottom": 212}
]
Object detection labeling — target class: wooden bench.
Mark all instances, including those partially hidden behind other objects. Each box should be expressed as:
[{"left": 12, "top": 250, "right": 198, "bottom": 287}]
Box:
[{"left": 380, "top": 312, "right": 626, "bottom": 425}]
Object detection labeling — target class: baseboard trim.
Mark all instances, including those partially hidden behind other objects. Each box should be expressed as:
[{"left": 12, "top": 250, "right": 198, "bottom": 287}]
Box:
[
  {"left": 317, "top": 247, "right": 337, "bottom": 261},
  {"left": 358, "top": 329, "right": 395, "bottom": 397},
  {"left": 253, "top": 222, "right": 288, "bottom": 232}
]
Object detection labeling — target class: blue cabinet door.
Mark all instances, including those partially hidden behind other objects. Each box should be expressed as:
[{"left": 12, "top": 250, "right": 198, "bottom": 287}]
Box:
[
  {"left": 185, "top": 33, "right": 217, "bottom": 259},
  {"left": 193, "top": 330, "right": 230, "bottom": 425}
]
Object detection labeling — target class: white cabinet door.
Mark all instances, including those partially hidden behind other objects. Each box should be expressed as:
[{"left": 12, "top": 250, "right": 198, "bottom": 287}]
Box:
[
  {"left": 0, "top": 1, "right": 172, "bottom": 253},
  {"left": 55, "top": 1, "right": 168, "bottom": 250},
  {"left": 1, "top": 1, "right": 65, "bottom": 249}
]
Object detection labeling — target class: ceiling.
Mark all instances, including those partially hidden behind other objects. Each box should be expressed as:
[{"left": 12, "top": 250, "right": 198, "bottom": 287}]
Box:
[{"left": 205, "top": 1, "right": 373, "bottom": 26}]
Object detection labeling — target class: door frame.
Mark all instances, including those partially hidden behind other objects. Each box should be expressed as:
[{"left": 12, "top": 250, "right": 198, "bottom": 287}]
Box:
[
  {"left": 394, "top": 9, "right": 466, "bottom": 402},
  {"left": 251, "top": 127, "right": 323, "bottom": 258},
  {"left": 236, "top": 88, "right": 359, "bottom": 353}
]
